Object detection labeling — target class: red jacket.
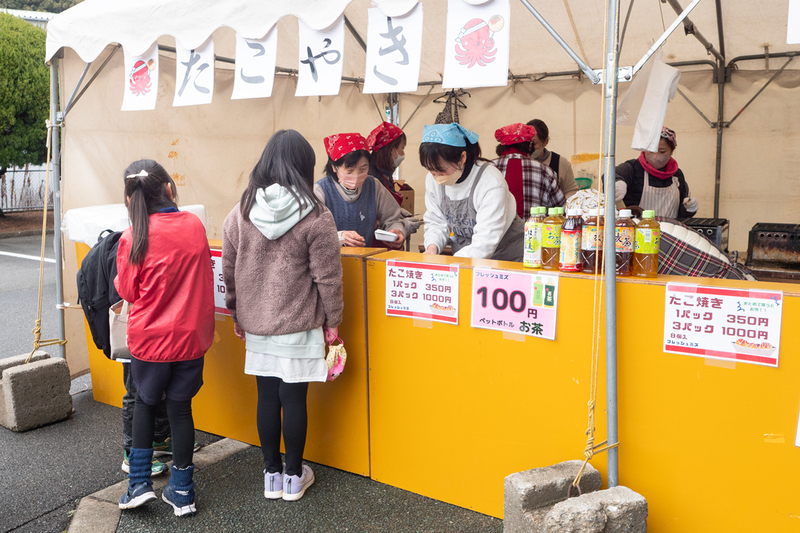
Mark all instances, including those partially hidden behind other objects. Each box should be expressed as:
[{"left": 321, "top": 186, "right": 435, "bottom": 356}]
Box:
[{"left": 115, "top": 210, "right": 215, "bottom": 362}]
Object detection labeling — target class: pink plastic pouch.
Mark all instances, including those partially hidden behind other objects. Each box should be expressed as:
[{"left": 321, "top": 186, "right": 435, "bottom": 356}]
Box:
[{"left": 325, "top": 337, "right": 347, "bottom": 381}]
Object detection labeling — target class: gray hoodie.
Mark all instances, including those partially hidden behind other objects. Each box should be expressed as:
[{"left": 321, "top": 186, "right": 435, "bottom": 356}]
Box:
[{"left": 249, "top": 184, "right": 315, "bottom": 240}]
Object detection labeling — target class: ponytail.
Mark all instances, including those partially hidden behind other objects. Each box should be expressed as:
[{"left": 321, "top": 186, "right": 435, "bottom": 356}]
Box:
[{"left": 122, "top": 160, "right": 177, "bottom": 265}]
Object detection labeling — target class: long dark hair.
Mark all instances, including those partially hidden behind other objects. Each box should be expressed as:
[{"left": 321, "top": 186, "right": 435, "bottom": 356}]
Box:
[
  {"left": 372, "top": 133, "right": 407, "bottom": 173},
  {"left": 419, "top": 140, "right": 484, "bottom": 182},
  {"left": 323, "top": 150, "right": 370, "bottom": 182},
  {"left": 240, "top": 129, "right": 320, "bottom": 220},
  {"left": 123, "top": 159, "right": 177, "bottom": 265}
]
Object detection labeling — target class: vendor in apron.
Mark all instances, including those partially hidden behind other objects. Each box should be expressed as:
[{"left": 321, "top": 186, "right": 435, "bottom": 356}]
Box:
[
  {"left": 420, "top": 123, "right": 524, "bottom": 261},
  {"left": 613, "top": 127, "right": 699, "bottom": 219},
  {"left": 314, "top": 132, "right": 407, "bottom": 249}
]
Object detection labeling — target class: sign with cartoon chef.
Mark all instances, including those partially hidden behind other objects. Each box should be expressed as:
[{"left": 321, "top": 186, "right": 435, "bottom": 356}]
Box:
[
  {"left": 122, "top": 44, "right": 159, "bottom": 111},
  {"left": 443, "top": 0, "right": 510, "bottom": 89}
]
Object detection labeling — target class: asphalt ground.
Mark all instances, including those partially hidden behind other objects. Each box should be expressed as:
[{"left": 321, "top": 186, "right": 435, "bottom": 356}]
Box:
[
  {"left": 0, "top": 234, "right": 59, "bottom": 360},
  {"left": 116, "top": 447, "right": 503, "bottom": 533}
]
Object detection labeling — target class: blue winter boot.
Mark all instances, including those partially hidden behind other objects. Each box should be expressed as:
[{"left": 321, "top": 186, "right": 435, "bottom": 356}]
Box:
[
  {"left": 119, "top": 448, "right": 156, "bottom": 509},
  {"left": 162, "top": 464, "right": 196, "bottom": 517}
]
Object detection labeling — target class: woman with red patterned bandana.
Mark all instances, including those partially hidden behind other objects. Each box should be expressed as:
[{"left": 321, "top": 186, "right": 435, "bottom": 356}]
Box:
[
  {"left": 314, "top": 132, "right": 407, "bottom": 249},
  {"left": 613, "top": 127, "right": 699, "bottom": 219},
  {"left": 492, "top": 123, "right": 565, "bottom": 219},
  {"left": 366, "top": 121, "right": 406, "bottom": 204}
]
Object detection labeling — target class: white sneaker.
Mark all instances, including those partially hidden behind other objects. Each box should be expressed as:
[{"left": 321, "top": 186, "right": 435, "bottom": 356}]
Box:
[
  {"left": 282, "top": 465, "right": 314, "bottom": 501},
  {"left": 264, "top": 470, "right": 283, "bottom": 499}
]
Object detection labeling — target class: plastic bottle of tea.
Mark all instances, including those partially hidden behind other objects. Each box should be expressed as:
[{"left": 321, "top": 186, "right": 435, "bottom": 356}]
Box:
[
  {"left": 632, "top": 210, "right": 660, "bottom": 278},
  {"left": 559, "top": 208, "right": 583, "bottom": 272},
  {"left": 541, "top": 208, "right": 561, "bottom": 271},
  {"left": 523, "top": 207, "right": 544, "bottom": 268},
  {"left": 581, "top": 208, "right": 604, "bottom": 274},
  {"left": 615, "top": 209, "right": 635, "bottom": 276}
]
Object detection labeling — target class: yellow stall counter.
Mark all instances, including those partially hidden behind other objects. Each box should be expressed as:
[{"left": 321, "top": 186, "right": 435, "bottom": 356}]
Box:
[
  {"left": 365, "top": 251, "right": 800, "bottom": 532},
  {"left": 76, "top": 242, "right": 384, "bottom": 477}
]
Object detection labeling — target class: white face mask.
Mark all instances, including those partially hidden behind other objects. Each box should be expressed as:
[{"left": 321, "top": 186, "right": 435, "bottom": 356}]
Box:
[
  {"left": 392, "top": 151, "right": 405, "bottom": 169},
  {"left": 432, "top": 167, "right": 462, "bottom": 186},
  {"left": 644, "top": 152, "right": 670, "bottom": 169}
]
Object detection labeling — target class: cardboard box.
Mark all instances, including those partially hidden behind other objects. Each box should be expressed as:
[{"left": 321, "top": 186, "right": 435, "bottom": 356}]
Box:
[{"left": 395, "top": 182, "right": 414, "bottom": 214}]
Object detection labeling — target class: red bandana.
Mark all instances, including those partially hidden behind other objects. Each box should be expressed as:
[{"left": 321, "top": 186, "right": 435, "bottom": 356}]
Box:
[
  {"left": 495, "top": 123, "right": 537, "bottom": 145},
  {"left": 324, "top": 133, "right": 368, "bottom": 161},
  {"left": 367, "top": 122, "right": 404, "bottom": 151}
]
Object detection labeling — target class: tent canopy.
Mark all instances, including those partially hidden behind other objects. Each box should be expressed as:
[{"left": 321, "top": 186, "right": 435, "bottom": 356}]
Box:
[{"left": 47, "top": 0, "right": 799, "bottom": 74}]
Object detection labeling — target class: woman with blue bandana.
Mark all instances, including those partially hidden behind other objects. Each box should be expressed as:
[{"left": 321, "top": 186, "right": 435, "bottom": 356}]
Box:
[{"left": 419, "top": 123, "right": 523, "bottom": 261}]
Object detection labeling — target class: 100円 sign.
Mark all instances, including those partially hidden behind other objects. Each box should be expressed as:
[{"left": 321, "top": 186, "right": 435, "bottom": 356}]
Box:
[
  {"left": 385, "top": 260, "right": 460, "bottom": 324},
  {"left": 470, "top": 268, "right": 559, "bottom": 340},
  {"left": 663, "top": 283, "right": 783, "bottom": 367}
]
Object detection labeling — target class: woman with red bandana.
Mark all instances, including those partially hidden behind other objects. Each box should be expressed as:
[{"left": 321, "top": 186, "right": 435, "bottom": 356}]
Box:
[
  {"left": 367, "top": 122, "right": 406, "bottom": 204},
  {"left": 314, "top": 132, "right": 407, "bottom": 249},
  {"left": 492, "top": 123, "right": 565, "bottom": 219},
  {"left": 613, "top": 127, "right": 699, "bottom": 219}
]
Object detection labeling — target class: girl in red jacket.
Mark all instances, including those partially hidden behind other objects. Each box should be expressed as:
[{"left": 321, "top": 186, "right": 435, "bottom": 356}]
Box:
[{"left": 116, "top": 160, "right": 215, "bottom": 516}]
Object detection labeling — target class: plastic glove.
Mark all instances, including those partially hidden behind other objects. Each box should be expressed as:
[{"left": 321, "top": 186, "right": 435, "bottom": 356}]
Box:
[
  {"left": 614, "top": 180, "right": 627, "bottom": 202},
  {"left": 402, "top": 216, "right": 423, "bottom": 235},
  {"left": 682, "top": 196, "right": 699, "bottom": 212}
]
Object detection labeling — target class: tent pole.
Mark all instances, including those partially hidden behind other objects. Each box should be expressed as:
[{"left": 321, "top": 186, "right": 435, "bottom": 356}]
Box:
[
  {"left": 712, "top": 0, "right": 725, "bottom": 219},
  {"left": 50, "top": 58, "right": 66, "bottom": 359},
  {"left": 602, "top": 0, "right": 622, "bottom": 488}
]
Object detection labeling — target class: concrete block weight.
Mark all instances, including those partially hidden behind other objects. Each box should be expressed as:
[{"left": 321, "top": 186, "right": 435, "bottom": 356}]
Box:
[
  {"left": 544, "top": 486, "right": 648, "bottom": 533},
  {"left": 504, "top": 461, "right": 602, "bottom": 533},
  {"left": 0, "top": 351, "right": 73, "bottom": 432}
]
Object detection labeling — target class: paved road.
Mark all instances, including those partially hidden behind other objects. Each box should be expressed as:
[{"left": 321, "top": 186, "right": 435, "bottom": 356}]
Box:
[{"left": 0, "top": 235, "right": 60, "bottom": 359}]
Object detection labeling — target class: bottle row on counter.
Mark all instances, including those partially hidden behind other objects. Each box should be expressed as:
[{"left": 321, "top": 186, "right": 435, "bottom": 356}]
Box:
[{"left": 523, "top": 206, "right": 661, "bottom": 278}]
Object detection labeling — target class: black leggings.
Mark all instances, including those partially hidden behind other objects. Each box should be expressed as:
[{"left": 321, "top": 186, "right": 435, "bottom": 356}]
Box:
[
  {"left": 256, "top": 376, "right": 309, "bottom": 477},
  {"left": 133, "top": 397, "right": 195, "bottom": 469}
]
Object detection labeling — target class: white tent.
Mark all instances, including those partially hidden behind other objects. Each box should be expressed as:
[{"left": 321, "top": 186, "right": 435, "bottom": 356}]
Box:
[{"left": 46, "top": 0, "right": 798, "bottom": 386}]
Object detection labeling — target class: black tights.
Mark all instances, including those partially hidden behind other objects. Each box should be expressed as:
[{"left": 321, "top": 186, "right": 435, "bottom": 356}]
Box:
[
  {"left": 256, "top": 376, "right": 309, "bottom": 477},
  {"left": 133, "top": 396, "right": 194, "bottom": 469}
]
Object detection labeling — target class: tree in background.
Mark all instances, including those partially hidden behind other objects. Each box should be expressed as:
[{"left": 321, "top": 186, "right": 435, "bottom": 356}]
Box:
[
  {"left": 0, "top": 0, "right": 81, "bottom": 13},
  {"left": 0, "top": 13, "right": 49, "bottom": 171}
]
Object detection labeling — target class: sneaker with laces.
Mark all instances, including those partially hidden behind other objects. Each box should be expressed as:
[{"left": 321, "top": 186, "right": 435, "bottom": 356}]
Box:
[
  {"left": 162, "top": 485, "right": 196, "bottom": 517},
  {"left": 153, "top": 437, "right": 202, "bottom": 457},
  {"left": 122, "top": 451, "right": 167, "bottom": 476},
  {"left": 282, "top": 465, "right": 314, "bottom": 501},
  {"left": 264, "top": 470, "right": 283, "bottom": 499},
  {"left": 119, "top": 482, "right": 157, "bottom": 509}
]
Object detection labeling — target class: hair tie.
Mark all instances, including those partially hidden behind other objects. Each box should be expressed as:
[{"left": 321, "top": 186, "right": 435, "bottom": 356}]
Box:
[{"left": 126, "top": 170, "right": 148, "bottom": 179}]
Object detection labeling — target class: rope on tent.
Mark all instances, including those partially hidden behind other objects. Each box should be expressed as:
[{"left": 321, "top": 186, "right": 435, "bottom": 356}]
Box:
[
  {"left": 569, "top": 0, "right": 620, "bottom": 496},
  {"left": 26, "top": 118, "right": 67, "bottom": 364}
]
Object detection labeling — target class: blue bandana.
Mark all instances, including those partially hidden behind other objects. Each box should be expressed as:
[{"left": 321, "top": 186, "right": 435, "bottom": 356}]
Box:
[{"left": 421, "top": 123, "right": 479, "bottom": 147}]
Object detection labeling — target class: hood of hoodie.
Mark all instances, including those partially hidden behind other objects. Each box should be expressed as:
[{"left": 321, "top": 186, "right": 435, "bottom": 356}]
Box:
[{"left": 249, "top": 184, "right": 315, "bottom": 240}]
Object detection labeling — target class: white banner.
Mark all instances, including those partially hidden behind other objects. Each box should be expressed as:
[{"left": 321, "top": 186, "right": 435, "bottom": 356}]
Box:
[
  {"left": 121, "top": 44, "right": 159, "bottom": 111},
  {"left": 363, "top": 4, "right": 424, "bottom": 94},
  {"left": 232, "top": 29, "right": 278, "bottom": 100},
  {"left": 296, "top": 16, "right": 345, "bottom": 97},
  {"left": 789, "top": 0, "right": 800, "bottom": 44},
  {"left": 173, "top": 37, "right": 215, "bottom": 107},
  {"left": 442, "top": 0, "right": 510, "bottom": 89}
]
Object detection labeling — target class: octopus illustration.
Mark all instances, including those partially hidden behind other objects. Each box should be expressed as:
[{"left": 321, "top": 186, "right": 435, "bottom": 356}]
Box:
[
  {"left": 454, "top": 15, "right": 504, "bottom": 68},
  {"left": 128, "top": 59, "right": 154, "bottom": 96}
]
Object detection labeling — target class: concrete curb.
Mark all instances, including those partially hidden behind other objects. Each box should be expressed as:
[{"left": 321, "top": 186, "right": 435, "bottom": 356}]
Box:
[
  {"left": 67, "top": 438, "right": 252, "bottom": 533},
  {"left": 0, "top": 229, "right": 54, "bottom": 239}
]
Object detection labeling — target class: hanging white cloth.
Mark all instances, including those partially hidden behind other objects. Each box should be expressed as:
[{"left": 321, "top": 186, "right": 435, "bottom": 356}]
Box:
[{"left": 617, "top": 50, "right": 680, "bottom": 153}]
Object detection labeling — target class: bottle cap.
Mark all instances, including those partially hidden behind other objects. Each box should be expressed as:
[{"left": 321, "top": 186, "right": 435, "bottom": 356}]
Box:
[
  {"left": 619, "top": 209, "right": 632, "bottom": 217},
  {"left": 567, "top": 208, "right": 581, "bottom": 216},
  {"left": 597, "top": 208, "right": 605, "bottom": 216},
  {"left": 548, "top": 207, "right": 558, "bottom": 215},
  {"left": 530, "top": 207, "right": 536, "bottom": 215},
  {"left": 557, "top": 207, "right": 565, "bottom": 215},
  {"left": 643, "top": 209, "right": 656, "bottom": 218},
  {"left": 538, "top": 207, "right": 546, "bottom": 215},
  {"left": 588, "top": 208, "right": 598, "bottom": 216}
]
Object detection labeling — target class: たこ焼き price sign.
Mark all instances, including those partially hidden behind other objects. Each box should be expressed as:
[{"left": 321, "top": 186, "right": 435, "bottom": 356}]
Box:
[
  {"left": 663, "top": 283, "right": 782, "bottom": 367},
  {"left": 385, "top": 260, "right": 460, "bottom": 324},
  {"left": 471, "top": 268, "right": 559, "bottom": 340},
  {"left": 210, "top": 249, "right": 230, "bottom": 316}
]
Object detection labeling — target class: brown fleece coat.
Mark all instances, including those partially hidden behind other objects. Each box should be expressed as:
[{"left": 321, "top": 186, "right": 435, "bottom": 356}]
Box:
[{"left": 222, "top": 204, "right": 344, "bottom": 335}]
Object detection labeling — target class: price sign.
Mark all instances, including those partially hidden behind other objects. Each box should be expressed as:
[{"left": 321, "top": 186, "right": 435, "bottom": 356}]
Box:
[
  {"left": 663, "top": 283, "right": 782, "bottom": 367},
  {"left": 386, "top": 260, "right": 460, "bottom": 324},
  {"left": 210, "top": 249, "right": 230, "bottom": 316},
  {"left": 471, "top": 268, "right": 559, "bottom": 340}
]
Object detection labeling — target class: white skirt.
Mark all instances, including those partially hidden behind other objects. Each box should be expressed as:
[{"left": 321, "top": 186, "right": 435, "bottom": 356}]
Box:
[{"left": 243, "top": 327, "right": 327, "bottom": 383}]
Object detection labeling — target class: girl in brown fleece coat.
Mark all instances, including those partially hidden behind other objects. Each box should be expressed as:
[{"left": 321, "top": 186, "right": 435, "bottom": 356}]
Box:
[{"left": 222, "top": 130, "right": 343, "bottom": 502}]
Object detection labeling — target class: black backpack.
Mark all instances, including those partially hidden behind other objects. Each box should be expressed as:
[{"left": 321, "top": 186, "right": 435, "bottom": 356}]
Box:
[{"left": 77, "top": 229, "right": 123, "bottom": 358}]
